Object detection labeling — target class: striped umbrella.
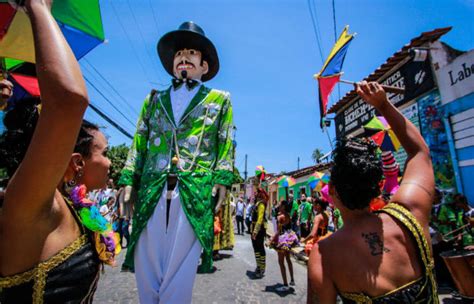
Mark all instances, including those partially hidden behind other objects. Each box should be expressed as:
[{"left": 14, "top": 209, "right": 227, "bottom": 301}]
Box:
[
  {"left": 255, "top": 165, "right": 266, "bottom": 181},
  {"left": 278, "top": 175, "right": 296, "bottom": 188},
  {"left": 278, "top": 175, "right": 295, "bottom": 201},
  {"left": 0, "top": 0, "right": 105, "bottom": 64},
  {"left": 307, "top": 171, "right": 325, "bottom": 189},
  {"left": 364, "top": 116, "right": 401, "bottom": 152}
]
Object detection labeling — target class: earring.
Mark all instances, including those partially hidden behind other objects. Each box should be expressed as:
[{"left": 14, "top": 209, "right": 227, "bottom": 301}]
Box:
[
  {"left": 64, "top": 178, "right": 77, "bottom": 194},
  {"left": 64, "top": 169, "right": 83, "bottom": 194}
]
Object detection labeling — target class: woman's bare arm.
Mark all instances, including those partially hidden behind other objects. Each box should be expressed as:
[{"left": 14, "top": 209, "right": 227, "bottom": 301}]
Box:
[
  {"left": 302, "top": 214, "right": 322, "bottom": 243},
  {"left": 356, "top": 82, "right": 434, "bottom": 226},
  {"left": 4, "top": 1, "right": 88, "bottom": 219}
]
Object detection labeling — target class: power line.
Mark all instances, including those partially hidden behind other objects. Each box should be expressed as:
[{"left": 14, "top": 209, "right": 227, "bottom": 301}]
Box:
[
  {"left": 311, "top": 0, "right": 325, "bottom": 56},
  {"left": 83, "top": 58, "right": 140, "bottom": 117},
  {"left": 332, "top": 0, "right": 341, "bottom": 100},
  {"left": 126, "top": 0, "right": 165, "bottom": 84},
  {"left": 80, "top": 63, "right": 135, "bottom": 120},
  {"left": 307, "top": 0, "right": 325, "bottom": 64},
  {"left": 147, "top": 0, "right": 169, "bottom": 88},
  {"left": 88, "top": 102, "right": 133, "bottom": 139},
  {"left": 332, "top": 0, "right": 337, "bottom": 43},
  {"left": 110, "top": 1, "right": 157, "bottom": 86},
  {"left": 84, "top": 75, "right": 136, "bottom": 129},
  {"left": 149, "top": 0, "right": 161, "bottom": 36}
]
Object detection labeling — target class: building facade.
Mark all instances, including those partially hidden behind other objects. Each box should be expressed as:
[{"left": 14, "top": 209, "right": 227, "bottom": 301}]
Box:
[{"left": 328, "top": 27, "right": 474, "bottom": 205}]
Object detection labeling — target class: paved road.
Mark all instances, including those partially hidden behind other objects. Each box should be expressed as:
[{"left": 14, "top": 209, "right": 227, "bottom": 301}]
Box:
[
  {"left": 95, "top": 233, "right": 307, "bottom": 303},
  {"left": 94, "top": 233, "right": 461, "bottom": 303}
]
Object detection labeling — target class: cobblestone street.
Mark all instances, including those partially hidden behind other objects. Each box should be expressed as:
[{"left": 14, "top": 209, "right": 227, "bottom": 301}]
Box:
[{"left": 95, "top": 233, "right": 307, "bottom": 303}]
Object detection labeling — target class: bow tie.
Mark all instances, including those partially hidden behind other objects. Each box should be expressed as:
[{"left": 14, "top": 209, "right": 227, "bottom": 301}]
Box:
[{"left": 172, "top": 78, "right": 199, "bottom": 90}]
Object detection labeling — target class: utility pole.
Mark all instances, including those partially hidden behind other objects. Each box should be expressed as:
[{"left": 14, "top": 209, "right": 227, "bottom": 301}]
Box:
[
  {"left": 297, "top": 157, "right": 300, "bottom": 170},
  {"left": 244, "top": 154, "right": 248, "bottom": 180},
  {"left": 244, "top": 154, "right": 248, "bottom": 200}
]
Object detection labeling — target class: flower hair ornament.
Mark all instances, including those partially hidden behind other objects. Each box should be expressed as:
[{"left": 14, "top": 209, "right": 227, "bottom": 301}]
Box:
[{"left": 68, "top": 184, "right": 121, "bottom": 266}]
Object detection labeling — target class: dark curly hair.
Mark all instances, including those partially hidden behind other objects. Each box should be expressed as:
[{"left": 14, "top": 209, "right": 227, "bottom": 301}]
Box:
[
  {"left": 280, "top": 200, "right": 291, "bottom": 213},
  {"left": 330, "top": 138, "right": 383, "bottom": 210},
  {"left": 314, "top": 197, "right": 329, "bottom": 210},
  {"left": 0, "top": 98, "right": 99, "bottom": 179}
]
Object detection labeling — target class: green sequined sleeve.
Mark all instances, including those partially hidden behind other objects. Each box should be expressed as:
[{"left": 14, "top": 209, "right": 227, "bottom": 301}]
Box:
[
  {"left": 213, "top": 93, "right": 235, "bottom": 187},
  {"left": 118, "top": 93, "right": 152, "bottom": 188}
]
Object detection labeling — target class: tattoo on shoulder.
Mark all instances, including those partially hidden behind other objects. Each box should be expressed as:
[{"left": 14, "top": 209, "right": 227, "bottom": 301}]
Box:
[
  {"left": 400, "top": 181, "right": 433, "bottom": 197},
  {"left": 362, "top": 232, "right": 390, "bottom": 256}
]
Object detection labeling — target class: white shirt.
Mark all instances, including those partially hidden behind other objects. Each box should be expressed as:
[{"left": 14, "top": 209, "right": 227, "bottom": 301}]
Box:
[
  {"left": 100, "top": 205, "right": 111, "bottom": 222},
  {"left": 170, "top": 82, "right": 202, "bottom": 125},
  {"left": 236, "top": 201, "right": 245, "bottom": 216}
]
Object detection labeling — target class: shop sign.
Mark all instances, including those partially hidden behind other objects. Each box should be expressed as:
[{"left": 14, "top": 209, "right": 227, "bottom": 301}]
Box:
[
  {"left": 335, "top": 58, "right": 434, "bottom": 138},
  {"left": 432, "top": 49, "right": 474, "bottom": 104}
]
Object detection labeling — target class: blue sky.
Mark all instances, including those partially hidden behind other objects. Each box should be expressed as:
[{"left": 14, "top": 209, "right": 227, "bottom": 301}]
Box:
[{"left": 81, "top": 0, "right": 474, "bottom": 176}]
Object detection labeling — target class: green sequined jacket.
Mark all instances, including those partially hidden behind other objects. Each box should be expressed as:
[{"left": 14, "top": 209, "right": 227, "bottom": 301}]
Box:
[{"left": 119, "top": 85, "right": 235, "bottom": 272}]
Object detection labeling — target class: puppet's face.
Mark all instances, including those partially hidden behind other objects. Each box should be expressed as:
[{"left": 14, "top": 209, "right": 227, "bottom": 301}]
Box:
[{"left": 173, "top": 48, "right": 209, "bottom": 80}]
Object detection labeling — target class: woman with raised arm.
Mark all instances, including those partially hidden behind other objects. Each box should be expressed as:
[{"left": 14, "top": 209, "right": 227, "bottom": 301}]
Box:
[
  {"left": 308, "top": 81, "right": 438, "bottom": 303},
  {"left": 0, "top": 1, "right": 117, "bottom": 302}
]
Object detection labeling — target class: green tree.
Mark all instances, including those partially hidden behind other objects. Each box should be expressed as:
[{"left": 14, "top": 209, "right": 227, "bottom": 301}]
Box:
[
  {"left": 312, "top": 148, "right": 324, "bottom": 164},
  {"left": 108, "top": 144, "right": 130, "bottom": 183}
]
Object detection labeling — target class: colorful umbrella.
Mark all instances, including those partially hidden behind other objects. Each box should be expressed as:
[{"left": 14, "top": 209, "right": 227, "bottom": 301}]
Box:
[
  {"left": 0, "top": 62, "right": 38, "bottom": 110},
  {"left": 278, "top": 175, "right": 296, "bottom": 188},
  {"left": 0, "top": 0, "right": 105, "bottom": 64},
  {"left": 255, "top": 165, "right": 266, "bottom": 181},
  {"left": 364, "top": 116, "right": 401, "bottom": 152},
  {"left": 307, "top": 171, "right": 325, "bottom": 189},
  {"left": 10, "top": 73, "right": 39, "bottom": 97},
  {"left": 311, "top": 172, "right": 330, "bottom": 191}
]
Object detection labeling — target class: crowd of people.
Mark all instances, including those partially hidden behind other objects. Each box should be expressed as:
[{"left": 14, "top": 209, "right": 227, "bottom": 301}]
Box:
[
  {"left": 229, "top": 167, "right": 473, "bottom": 298},
  {"left": 0, "top": 1, "right": 473, "bottom": 303},
  {"left": 90, "top": 179, "right": 134, "bottom": 250}
]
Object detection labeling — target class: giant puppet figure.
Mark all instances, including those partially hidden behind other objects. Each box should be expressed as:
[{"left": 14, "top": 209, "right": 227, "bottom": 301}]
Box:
[{"left": 119, "top": 22, "right": 234, "bottom": 303}]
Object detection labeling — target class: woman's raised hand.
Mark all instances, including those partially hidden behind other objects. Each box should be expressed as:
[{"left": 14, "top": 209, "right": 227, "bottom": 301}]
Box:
[
  {"left": 356, "top": 81, "right": 389, "bottom": 110},
  {"left": 24, "top": 0, "right": 53, "bottom": 11}
]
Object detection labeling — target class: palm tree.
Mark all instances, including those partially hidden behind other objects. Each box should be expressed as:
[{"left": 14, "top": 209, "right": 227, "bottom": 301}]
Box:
[{"left": 312, "top": 148, "right": 324, "bottom": 164}]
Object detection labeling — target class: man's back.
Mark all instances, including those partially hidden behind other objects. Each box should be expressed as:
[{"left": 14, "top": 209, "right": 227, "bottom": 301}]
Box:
[{"left": 236, "top": 201, "right": 245, "bottom": 216}]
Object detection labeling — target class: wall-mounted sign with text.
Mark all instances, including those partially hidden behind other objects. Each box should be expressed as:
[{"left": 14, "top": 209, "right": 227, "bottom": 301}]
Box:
[
  {"left": 335, "top": 58, "right": 435, "bottom": 138},
  {"left": 432, "top": 49, "right": 474, "bottom": 105}
]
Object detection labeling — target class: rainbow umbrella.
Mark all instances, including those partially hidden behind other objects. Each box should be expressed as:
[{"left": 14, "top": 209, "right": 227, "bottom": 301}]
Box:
[
  {"left": 318, "top": 172, "right": 331, "bottom": 191},
  {"left": 310, "top": 172, "right": 331, "bottom": 191},
  {"left": 278, "top": 175, "right": 296, "bottom": 188},
  {"left": 0, "top": 0, "right": 105, "bottom": 64},
  {"left": 255, "top": 165, "right": 266, "bottom": 181},
  {"left": 307, "top": 171, "right": 325, "bottom": 189},
  {"left": 364, "top": 116, "right": 401, "bottom": 152},
  {"left": 278, "top": 175, "right": 295, "bottom": 201}
]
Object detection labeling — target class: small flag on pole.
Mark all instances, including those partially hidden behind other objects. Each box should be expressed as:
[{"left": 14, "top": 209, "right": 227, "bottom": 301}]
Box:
[{"left": 315, "top": 26, "right": 355, "bottom": 127}]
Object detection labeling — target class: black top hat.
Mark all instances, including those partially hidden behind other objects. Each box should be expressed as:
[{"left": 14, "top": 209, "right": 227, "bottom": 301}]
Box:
[{"left": 157, "top": 22, "right": 219, "bottom": 82}]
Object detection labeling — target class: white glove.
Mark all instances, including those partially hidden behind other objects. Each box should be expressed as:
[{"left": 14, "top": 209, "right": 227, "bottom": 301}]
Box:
[{"left": 124, "top": 185, "right": 133, "bottom": 203}]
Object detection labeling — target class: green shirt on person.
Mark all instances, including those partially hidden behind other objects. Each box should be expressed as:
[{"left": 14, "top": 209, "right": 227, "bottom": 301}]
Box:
[
  {"left": 300, "top": 201, "right": 313, "bottom": 224},
  {"left": 438, "top": 204, "right": 473, "bottom": 246},
  {"left": 290, "top": 201, "right": 300, "bottom": 219},
  {"left": 333, "top": 208, "right": 344, "bottom": 230}
]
